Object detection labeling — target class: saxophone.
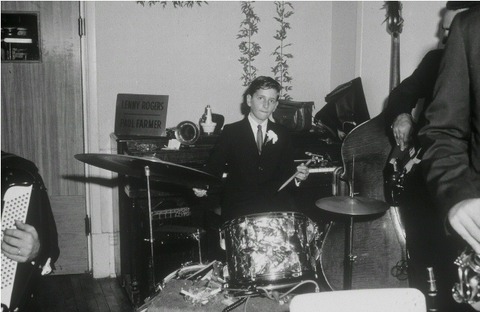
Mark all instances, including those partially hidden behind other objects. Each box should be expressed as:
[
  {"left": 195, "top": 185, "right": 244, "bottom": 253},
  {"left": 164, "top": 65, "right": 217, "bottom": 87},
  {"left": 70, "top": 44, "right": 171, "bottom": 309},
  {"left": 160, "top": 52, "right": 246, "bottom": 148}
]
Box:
[{"left": 452, "top": 248, "right": 480, "bottom": 305}]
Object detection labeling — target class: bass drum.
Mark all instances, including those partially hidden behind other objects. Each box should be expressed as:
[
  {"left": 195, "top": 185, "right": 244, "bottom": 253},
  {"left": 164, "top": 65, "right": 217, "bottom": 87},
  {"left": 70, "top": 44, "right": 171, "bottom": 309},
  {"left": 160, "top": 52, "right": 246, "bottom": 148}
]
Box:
[
  {"left": 220, "top": 212, "right": 320, "bottom": 289},
  {"left": 319, "top": 113, "right": 408, "bottom": 290}
]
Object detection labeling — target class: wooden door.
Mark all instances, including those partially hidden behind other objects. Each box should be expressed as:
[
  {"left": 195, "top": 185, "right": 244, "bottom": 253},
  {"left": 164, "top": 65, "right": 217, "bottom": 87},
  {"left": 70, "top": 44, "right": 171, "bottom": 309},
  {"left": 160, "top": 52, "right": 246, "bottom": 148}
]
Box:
[{"left": 1, "top": 1, "right": 87, "bottom": 274}]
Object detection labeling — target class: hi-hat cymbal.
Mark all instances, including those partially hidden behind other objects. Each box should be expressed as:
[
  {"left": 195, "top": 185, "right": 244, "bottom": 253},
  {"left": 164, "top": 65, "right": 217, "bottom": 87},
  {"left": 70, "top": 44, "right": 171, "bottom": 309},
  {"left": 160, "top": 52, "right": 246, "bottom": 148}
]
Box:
[
  {"left": 315, "top": 196, "right": 389, "bottom": 216},
  {"left": 75, "top": 153, "right": 221, "bottom": 188}
]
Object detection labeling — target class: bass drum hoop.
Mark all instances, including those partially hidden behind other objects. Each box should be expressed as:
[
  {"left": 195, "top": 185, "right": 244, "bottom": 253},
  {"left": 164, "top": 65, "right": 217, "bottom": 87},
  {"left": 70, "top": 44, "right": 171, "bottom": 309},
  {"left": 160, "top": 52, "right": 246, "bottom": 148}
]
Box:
[{"left": 221, "top": 211, "right": 307, "bottom": 229}]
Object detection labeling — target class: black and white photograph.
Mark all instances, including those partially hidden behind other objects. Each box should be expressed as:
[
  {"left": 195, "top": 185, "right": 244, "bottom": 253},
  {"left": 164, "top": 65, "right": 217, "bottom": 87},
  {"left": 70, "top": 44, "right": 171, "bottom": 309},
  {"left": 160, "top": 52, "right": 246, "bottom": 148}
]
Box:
[{"left": 1, "top": 1, "right": 479, "bottom": 312}]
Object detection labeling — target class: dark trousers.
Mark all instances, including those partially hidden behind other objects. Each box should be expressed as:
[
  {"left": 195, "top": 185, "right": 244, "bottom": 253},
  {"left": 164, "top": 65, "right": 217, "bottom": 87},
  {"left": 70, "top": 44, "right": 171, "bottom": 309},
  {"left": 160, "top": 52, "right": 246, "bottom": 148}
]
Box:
[{"left": 402, "top": 171, "right": 475, "bottom": 312}]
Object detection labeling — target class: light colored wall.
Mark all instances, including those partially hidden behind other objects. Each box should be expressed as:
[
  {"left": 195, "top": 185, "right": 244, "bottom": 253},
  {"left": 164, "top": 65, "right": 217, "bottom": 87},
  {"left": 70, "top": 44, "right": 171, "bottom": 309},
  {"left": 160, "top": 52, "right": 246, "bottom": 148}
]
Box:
[
  {"left": 94, "top": 1, "right": 332, "bottom": 135},
  {"left": 87, "top": 0, "right": 333, "bottom": 277},
  {"left": 331, "top": 1, "right": 359, "bottom": 88},
  {"left": 355, "top": 1, "right": 445, "bottom": 117},
  {"left": 85, "top": 1, "right": 447, "bottom": 277}
]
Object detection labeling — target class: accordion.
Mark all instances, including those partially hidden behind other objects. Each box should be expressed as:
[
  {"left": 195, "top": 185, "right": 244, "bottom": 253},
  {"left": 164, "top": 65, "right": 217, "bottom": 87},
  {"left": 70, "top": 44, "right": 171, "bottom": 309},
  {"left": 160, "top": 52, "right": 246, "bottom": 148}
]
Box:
[
  {"left": 1, "top": 152, "right": 54, "bottom": 312},
  {"left": 1, "top": 184, "right": 33, "bottom": 311}
]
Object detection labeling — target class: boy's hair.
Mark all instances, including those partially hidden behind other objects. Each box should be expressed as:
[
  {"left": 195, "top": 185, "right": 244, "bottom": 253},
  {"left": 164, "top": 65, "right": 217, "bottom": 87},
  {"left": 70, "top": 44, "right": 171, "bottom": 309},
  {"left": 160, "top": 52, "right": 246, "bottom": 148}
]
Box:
[
  {"left": 241, "top": 76, "right": 282, "bottom": 115},
  {"left": 243, "top": 76, "right": 282, "bottom": 98}
]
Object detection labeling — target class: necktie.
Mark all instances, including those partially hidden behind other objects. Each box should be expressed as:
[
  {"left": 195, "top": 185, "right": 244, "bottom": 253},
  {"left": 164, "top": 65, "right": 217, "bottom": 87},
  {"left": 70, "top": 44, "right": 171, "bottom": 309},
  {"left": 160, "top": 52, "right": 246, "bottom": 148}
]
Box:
[{"left": 257, "top": 124, "right": 263, "bottom": 154}]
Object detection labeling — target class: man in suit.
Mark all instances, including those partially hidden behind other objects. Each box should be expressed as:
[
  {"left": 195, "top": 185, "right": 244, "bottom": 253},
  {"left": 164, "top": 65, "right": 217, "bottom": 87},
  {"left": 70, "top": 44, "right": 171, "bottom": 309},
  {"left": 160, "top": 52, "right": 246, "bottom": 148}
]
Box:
[
  {"left": 382, "top": 2, "right": 476, "bottom": 302},
  {"left": 419, "top": 6, "right": 480, "bottom": 311},
  {"left": 1, "top": 151, "right": 60, "bottom": 312},
  {"left": 194, "top": 76, "right": 309, "bottom": 222},
  {"left": 385, "top": 1, "right": 473, "bottom": 151}
]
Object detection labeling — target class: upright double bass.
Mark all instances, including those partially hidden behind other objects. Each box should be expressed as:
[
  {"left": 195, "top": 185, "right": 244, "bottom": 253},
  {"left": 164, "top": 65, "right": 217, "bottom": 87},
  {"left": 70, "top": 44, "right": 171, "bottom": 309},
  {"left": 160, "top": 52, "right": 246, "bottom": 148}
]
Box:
[{"left": 320, "top": 2, "right": 408, "bottom": 290}]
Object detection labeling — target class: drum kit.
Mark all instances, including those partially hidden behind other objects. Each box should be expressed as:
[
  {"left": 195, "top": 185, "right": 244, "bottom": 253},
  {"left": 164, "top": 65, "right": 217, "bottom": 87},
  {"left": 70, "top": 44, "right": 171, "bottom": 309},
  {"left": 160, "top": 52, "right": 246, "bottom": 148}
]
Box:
[{"left": 75, "top": 153, "right": 390, "bottom": 297}]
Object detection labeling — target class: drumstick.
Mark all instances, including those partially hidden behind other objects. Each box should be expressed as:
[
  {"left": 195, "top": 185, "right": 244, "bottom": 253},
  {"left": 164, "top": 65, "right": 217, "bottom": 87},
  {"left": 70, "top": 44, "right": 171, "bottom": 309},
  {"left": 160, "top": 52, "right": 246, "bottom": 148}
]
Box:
[
  {"left": 277, "top": 158, "right": 314, "bottom": 192},
  {"left": 277, "top": 173, "right": 298, "bottom": 192}
]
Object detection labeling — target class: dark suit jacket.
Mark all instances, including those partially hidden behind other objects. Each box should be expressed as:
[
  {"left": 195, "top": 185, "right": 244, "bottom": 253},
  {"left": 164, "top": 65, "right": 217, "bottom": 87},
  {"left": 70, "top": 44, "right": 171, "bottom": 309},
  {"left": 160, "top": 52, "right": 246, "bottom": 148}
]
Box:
[
  {"left": 205, "top": 118, "right": 297, "bottom": 222},
  {"left": 417, "top": 9, "right": 480, "bottom": 311},
  {"left": 385, "top": 49, "right": 444, "bottom": 131},
  {"left": 1, "top": 152, "right": 60, "bottom": 311},
  {"left": 419, "top": 7, "right": 480, "bottom": 218}
]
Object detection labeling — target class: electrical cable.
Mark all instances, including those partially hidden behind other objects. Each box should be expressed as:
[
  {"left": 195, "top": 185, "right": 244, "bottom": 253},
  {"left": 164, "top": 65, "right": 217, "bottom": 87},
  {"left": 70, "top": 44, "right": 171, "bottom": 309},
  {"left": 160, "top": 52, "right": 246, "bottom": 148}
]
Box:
[
  {"left": 222, "top": 297, "right": 247, "bottom": 312},
  {"left": 243, "top": 296, "right": 250, "bottom": 312},
  {"left": 279, "top": 280, "right": 320, "bottom": 299},
  {"left": 257, "top": 279, "right": 320, "bottom": 302}
]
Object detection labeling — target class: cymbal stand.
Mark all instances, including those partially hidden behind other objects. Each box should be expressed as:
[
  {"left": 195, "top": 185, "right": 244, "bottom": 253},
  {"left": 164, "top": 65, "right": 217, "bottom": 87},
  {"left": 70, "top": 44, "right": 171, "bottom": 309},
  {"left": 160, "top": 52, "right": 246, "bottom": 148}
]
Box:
[
  {"left": 192, "top": 229, "right": 203, "bottom": 264},
  {"left": 144, "top": 166, "right": 156, "bottom": 291},
  {"left": 344, "top": 156, "right": 357, "bottom": 290},
  {"left": 344, "top": 216, "right": 356, "bottom": 290}
]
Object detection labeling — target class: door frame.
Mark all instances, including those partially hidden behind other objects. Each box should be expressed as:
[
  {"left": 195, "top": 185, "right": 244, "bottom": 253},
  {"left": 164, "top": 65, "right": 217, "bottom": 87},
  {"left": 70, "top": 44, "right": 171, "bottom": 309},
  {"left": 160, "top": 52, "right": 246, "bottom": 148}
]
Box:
[
  {"left": 81, "top": 2, "right": 119, "bottom": 278},
  {"left": 79, "top": 1, "right": 93, "bottom": 273}
]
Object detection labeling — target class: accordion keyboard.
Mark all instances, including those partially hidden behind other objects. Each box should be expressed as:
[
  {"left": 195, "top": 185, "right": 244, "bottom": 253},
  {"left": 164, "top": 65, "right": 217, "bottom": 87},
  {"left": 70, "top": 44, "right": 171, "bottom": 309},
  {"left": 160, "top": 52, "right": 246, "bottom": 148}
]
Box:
[{"left": 1, "top": 185, "right": 32, "bottom": 309}]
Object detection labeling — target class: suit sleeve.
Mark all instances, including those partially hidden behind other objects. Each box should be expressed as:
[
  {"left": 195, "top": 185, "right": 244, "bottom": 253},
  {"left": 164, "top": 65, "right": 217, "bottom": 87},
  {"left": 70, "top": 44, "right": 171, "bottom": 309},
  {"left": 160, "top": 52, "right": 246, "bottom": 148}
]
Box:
[
  {"left": 204, "top": 124, "right": 231, "bottom": 178},
  {"left": 36, "top": 176, "right": 60, "bottom": 267},
  {"left": 384, "top": 49, "right": 442, "bottom": 129},
  {"left": 418, "top": 14, "right": 477, "bottom": 217},
  {"left": 23, "top": 165, "right": 60, "bottom": 269},
  {"left": 282, "top": 130, "right": 296, "bottom": 180},
  {"left": 275, "top": 126, "right": 297, "bottom": 191}
]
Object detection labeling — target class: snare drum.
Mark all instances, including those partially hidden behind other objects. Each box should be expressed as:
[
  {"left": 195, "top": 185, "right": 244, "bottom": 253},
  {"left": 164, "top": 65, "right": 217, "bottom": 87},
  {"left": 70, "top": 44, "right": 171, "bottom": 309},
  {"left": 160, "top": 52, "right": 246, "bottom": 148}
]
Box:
[{"left": 220, "top": 212, "right": 320, "bottom": 288}]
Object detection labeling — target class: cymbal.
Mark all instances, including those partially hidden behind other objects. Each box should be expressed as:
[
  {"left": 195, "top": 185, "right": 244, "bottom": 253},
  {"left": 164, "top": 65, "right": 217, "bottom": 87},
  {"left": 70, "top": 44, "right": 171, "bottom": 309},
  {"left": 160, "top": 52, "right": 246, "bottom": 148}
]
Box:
[
  {"left": 315, "top": 196, "right": 389, "bottom": 216},
  {"left": 75, "top": 153, "right": 221, "bottom": 188}
]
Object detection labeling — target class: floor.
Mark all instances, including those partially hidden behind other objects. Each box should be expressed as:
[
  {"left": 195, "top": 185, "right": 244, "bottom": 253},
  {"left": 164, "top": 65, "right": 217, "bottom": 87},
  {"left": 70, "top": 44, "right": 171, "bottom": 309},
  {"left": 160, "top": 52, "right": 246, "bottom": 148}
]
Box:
[{"left": 36, "top": 274, "right": 134, "bottom": 312}]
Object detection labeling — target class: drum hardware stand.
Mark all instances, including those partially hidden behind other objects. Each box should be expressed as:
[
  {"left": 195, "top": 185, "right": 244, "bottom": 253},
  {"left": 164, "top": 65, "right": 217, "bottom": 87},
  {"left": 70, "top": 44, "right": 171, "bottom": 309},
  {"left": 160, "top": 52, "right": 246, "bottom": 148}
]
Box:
[
  {"left": 315, "top": 155, "right": 391, "bottom": 291},
  {"left": 143, "top": 166, "right": 158, "bottom": 292},
  {"left": 344, "top": 215, "right": 356, "bottom": 290},
  {"left": 73, "top": 153, "right": 221, "bottom": 305},
  {"left": 344, "top": 155, "right": 357, "bottom": 290},
  {"left": 192, "top": 228, "right": 203, "bottom": 264},
  {"left": 142, "top": 166, "right": 205, "bottom": 292}
]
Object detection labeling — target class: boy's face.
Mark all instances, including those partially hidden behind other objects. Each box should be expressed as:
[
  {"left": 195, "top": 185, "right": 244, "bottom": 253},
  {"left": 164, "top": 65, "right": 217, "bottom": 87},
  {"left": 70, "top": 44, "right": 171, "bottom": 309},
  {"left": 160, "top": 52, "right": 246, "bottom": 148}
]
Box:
[{"left": 247, "top": 88, "right": 279, "bottom": 123}]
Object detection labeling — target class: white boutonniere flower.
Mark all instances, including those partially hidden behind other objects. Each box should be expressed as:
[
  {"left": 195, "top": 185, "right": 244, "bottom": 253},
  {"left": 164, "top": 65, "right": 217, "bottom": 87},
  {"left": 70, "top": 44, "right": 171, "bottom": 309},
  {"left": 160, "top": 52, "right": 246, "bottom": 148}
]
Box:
[{"left": 266, "top": 130, "right": 278, "bottom": 144}]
